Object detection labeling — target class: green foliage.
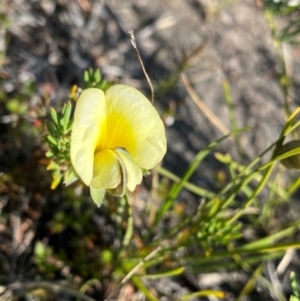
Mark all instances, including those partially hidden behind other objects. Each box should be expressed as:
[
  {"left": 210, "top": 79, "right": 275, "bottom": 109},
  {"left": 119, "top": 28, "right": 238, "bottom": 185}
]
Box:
[
  {"left": 46, "top": 102, "right": 74, "bottom": 189},
  {"left": 34, "top": 242, "right": 62, "bottom": 278},
  {"left": 83, "top": 68, "right": 113, "bottom": 90},
  {"left": 6, "top": 98, "right": 28, "bottom": 115},
  {"left": 197, "top": 215, "right": 242, "bottom": 247},
  {"left": 263, "top": 0, "right": 300, "bottom": 125},
  {"left": 264, "top": 0, "right": 300, "bottom": 16},
  {"left": 290, "top": 272, "right": 300, "bottom": 301},
  {"left": 264, "top": 0, "right": 300, "bottom": 45}
]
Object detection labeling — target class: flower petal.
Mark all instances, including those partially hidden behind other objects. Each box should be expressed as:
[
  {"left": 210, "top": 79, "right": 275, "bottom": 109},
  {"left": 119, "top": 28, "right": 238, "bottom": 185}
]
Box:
[
  {"left": 115, "top": 148, "right": 143, "bottom": 191},
  {"left": 103, "top": 85, "right": 166, "bottom": 169},
  {"left": 71, "top": 88, "right": 107, "bottom": 185},
  {"left": 107, "top": 160, "right": 126, "bottom": 197},
  {"left": 90, "top": 149, "right": 121, "bottom": 189}
]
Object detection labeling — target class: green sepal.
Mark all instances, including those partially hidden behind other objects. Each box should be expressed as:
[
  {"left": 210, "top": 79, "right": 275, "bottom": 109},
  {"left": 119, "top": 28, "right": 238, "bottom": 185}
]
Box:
[
  {"left": 142, "top": 168, "right": 150, "bottom": 176},
  {"left": 63, "top": 166, "right": 78, "bottom": 186},
  {"left": 90, "top": 188, "right": 106, "bottom": 207}
]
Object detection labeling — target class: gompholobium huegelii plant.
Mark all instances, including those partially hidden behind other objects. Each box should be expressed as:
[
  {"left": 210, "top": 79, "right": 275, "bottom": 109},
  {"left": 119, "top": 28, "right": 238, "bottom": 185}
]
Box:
[
  {"left": 44, "top": 69, "right": 300, "bottom": 300},
  {"left": 46, "top": 79, "right": 166, "bottom": 207}
]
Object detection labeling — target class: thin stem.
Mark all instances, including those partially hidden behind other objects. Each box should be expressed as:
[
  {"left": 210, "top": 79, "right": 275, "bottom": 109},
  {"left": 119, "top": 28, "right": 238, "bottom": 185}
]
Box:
[
  {"left": 129, "top": 30, "right": 154, "bottom": 104},
  {"left": 122, "top": 192, "right": 133, "bottom": 248}
]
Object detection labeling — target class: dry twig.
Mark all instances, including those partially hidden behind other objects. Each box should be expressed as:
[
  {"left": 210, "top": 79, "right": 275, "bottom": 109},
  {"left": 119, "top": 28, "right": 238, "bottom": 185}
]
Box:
[
  {"left": 128, "top": 30, "right": 154, "bottom": 104},
  {"left": 181, "top": 73, "right": 231, "bottom": 137}
]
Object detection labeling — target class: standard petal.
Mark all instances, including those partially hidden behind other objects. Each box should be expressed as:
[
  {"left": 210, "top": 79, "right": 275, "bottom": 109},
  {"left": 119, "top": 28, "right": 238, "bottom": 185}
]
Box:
[
  {"left": 90, "top": 149, "right": 121, "bottom": 189},
  {"left": 115, "top": 148, "right": 143, "bottom": 191},
  {"left": 104, "top": 85, "right": 167, "bottom": 169},
  {"left": 71, "top": 88, "right": 107, "bottom": 185}
]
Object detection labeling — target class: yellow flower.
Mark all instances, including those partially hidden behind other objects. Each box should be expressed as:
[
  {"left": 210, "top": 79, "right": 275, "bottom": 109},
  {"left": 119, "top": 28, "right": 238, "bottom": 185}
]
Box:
[{"left": 70, "top": 85, "right": 167, "bottom": 206}]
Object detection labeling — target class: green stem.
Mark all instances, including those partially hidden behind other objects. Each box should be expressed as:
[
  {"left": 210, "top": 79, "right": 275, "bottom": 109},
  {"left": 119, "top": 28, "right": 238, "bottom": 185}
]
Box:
[
  {"left": 122, "top": 193, "right": 133, "bottom": 248},
  {"left": 156, "top": 166, "right": 215, "bottom": 198},
  {"left": 131, "top": 276, "right": 160, "bottom": 301}
]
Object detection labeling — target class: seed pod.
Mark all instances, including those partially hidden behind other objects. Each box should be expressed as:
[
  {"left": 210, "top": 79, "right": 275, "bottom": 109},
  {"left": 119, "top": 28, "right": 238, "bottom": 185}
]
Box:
[{"left": 277, "top": 140, "right": 300, "bottom": 169}]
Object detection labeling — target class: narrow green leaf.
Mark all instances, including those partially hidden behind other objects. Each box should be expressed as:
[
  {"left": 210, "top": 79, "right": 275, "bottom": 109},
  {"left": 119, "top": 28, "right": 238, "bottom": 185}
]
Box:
[
  {"left": 179, "top": 289, "right": 226, "bottom": 300},
  {"left": 170, "top": 252, "right": 283, "bottom": 273},
  {"left": 274, "top": 147, "right": 300, "bottom": 165},
  {"left": 61, "top": 103, "right": 67, "bottom": 115},
  {"left": 46, "top": 135, "right": 58, "bottom": 147},
  {"left": 225, "top": 108, "right": 300, "bottom": 223},
  {"left": 215, "top": 152, "right": 231, "bottom": 164},
  {"left": 153, "top": 128, "right": 248, "bottom": 227},
  {"left": 94, "top": 69, "right": 101, "bottom": 83},
  {"left": 50, "top": 108, "right": 59, "bottom": 127},
  {"left": 131, "top": 276, "right": 160, "bottom": 301},
  {"left": 283, "top": 120, "right": 300, "bottom": 136},
  {"left": 46, "top": 121, "right": 58, "bottom": 138},
  {"left": 207, "top": 199, "right": 222, "bottom": 219},
  {"left": 142, "top": 267, "right": 185, "bottom": 279},
  {"left": 65, "top": 119, "right": 73, "bottom": 133},
  {"left": 235, "top": 222, "right": 300, "bottom": 252},
  {"left": 156, "top": 166, "right": 214, "bottom": 198},
  {"left": 283, "top": 107, "right": 300, "bottom": 136},
  {"left": 62, "top": 101, "right": 72, "bottom": 133},
  {"left": 84, "top": 70, "right": 89, "bottom": 83}
]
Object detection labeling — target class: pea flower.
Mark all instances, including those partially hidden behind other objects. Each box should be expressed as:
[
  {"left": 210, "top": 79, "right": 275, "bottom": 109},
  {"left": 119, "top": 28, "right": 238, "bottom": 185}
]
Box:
[{"left": 70, "top": 85, "right": 167, "bottom": 206}]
